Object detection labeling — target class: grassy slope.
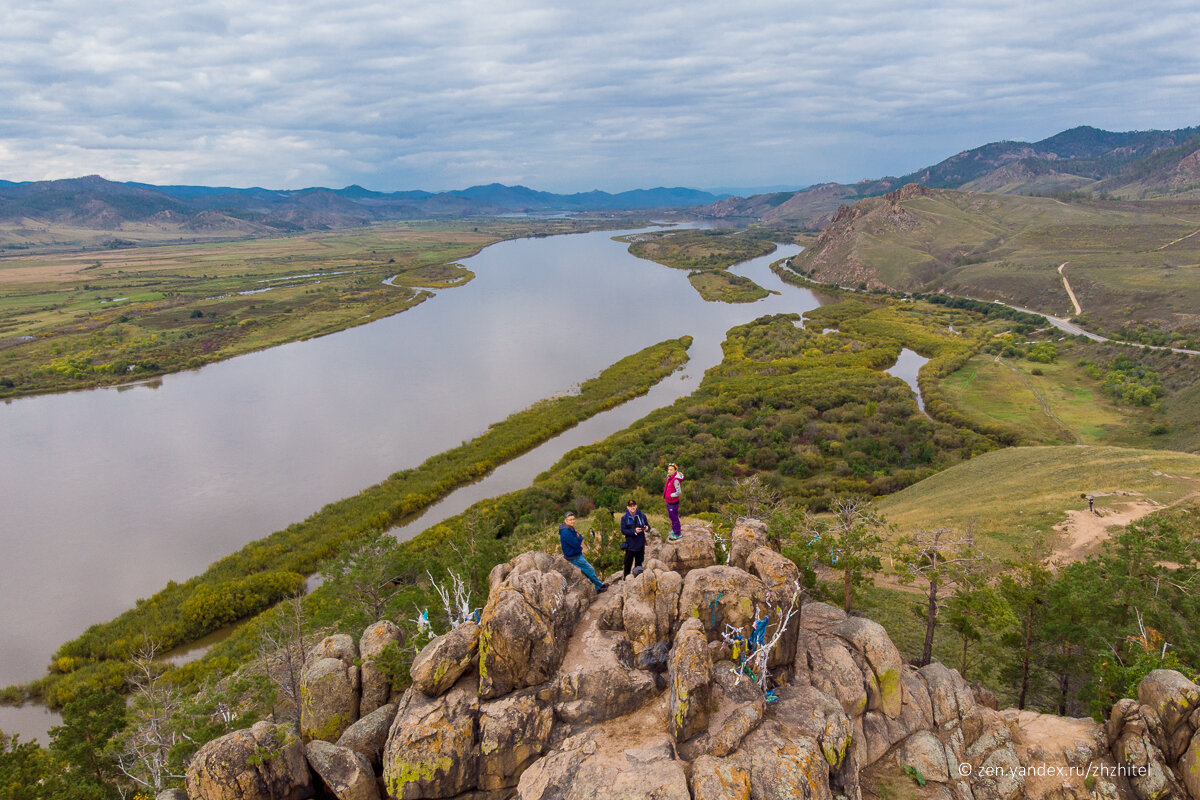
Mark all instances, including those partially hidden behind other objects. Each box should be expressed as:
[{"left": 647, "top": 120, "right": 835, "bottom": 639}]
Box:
[
  {"left": 875, "top": 445, "right": 1200, "bottom": 558},
  {"left": 0, "top": 219, "right": 623, "bottom": 398},
  {"left": 793, "top": 189, "right": 1200, "bottom": 341}
]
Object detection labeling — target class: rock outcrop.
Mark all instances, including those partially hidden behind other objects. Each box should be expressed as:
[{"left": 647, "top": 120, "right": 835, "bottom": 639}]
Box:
[
  {"left": 359, "top": 621, "right": 404, "bottom": 715},
  {"left": 184, "top": 520, "right": 1200, "bottom": 800}
]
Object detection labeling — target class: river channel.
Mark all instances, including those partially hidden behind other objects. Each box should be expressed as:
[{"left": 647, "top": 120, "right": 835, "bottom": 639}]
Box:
[{"left": 0, "top": 227, "right": 830, "bottom": 741}]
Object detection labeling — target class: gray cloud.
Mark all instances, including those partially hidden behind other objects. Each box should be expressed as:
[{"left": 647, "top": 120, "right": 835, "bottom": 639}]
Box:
[{"left": 1, "top": 0, "right": 1197, "bottom": 191}]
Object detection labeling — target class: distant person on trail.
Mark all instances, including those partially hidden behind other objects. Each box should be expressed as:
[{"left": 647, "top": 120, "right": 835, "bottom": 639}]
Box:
[
  {"left": 1088, "top": 496, "right": 1095, "bottom": 513},
  {"left": 559, "top": 513, "right": 608, "bottom": 593},
  {"left": 620, "top": 499, "right": 649, "bottom": 578},
  {"left": 664, "top": 463, "right": 684, "bottom": 541}
]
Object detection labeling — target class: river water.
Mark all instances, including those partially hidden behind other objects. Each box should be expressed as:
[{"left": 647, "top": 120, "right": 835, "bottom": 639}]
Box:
[{"left": 0, "top": 228, "right": 823, "bottom": 741}]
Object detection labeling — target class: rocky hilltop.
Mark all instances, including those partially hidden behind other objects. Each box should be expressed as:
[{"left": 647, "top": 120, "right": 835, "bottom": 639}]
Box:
[{"left": 178, "top": 520, "right": 1200, "bottom": 800}]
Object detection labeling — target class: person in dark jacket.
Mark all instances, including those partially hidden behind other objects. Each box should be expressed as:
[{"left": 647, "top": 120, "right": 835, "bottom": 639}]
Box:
[
  {"left": 559, "top": 513, "right": 607, "bottom": 592},
  {"left": 620, "top": 499, "right": 649, "bottom": 578}
]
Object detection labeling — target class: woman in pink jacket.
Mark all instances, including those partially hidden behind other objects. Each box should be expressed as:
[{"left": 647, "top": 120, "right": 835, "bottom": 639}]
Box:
[{"left": 663, "top": 462, "right": 684, "bottom": 541}]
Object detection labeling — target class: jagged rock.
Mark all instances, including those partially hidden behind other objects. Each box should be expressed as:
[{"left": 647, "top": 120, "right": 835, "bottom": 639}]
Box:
[
  {"left": 336, "top": 703, "right": 396, "bottom": 771},
  {"left": 893, "top": 730, "right": 951, "bottom": 783},
  {"left": 833, "top": 616, "right": 903, "bottom": 718},
  {"left": 794, "top": 627, "right": 869, "bottom": 718},
  {"left": 517, "top": 733, "right": 690, "bottom": 800},
  {"left": 156, "top": 790, "right": 188, "bottom": 800},
  {"left": 1106, "top": 700, "right": 1184, "bottom": 800},
  {"left": 919, "top": 662, "right": 975, "bottom": 729},
  {"left": 185, "top": 720, "right": 313, "bottom": 800},
  {"left": 691, "top": 754, "right": 751, "bottom": 800},
  {"left": 597, "top": 591, "right": 624, "bottom": 631},
  {"left": 1137, "top": 669, "right": 1200, "bottom": 739},
  {"left": 359, "top": 621, "right": 403, "bottom": 714},
  {"left": 669, "top": 618, "right": 713, "bottom": 742},
  {"left": 305, "top": 740, "right": 379, "bottom": 800},
  {"left": 712, "top": 660, "right": 763, "bottom": 704},
  {"left": 745, "top": 546, "right": 803, "bottom": 668},
  {"left": 311, "top": 634, "right": 359, "bottom": 665},
  {"left": 478, "top": 689, "right": 555, "bottom": 790},
  {"left": 1180, "top": 728, "right": 1200, "bottom": 800},
  {"left": 677, "top": 565, "right": 772, "bottom": 647},
  {"left": 410, "top": 621, "right": 479, "bottom": 697},
  {"left": 381, "top": 680, "right": 479, "bottom": 799},
  {"left": 555, "top": 627, "right": 657, "bottom": 725},
  {"left": 646, "top": 522, "right": 717, "bottom": 575},
  {"left": 960, "top": 709, "right": 1024, "bottom": 800},
  {"left": 301, "top": 657, "right": 361, "bottom": 742},
  {"left": 621, "top": 568, "right": 683, "bottom": 671},
  {"left": 477, "top": 551, "right": 592, "bottom": 699},
  {"left": 972, "top": 682, "right": 1001, "bottom": 711},
  {"left": 739, "top": 721, "right": 833, "bottom": 800},
  {"left": 728, "top": 518, "right": 774, "bottom": 571},
  {"left": 773, "top": 685, "right": 854, "bottom": 770},
  {"left": 678, "top": 695, "right": 766, "bottom": 762}
]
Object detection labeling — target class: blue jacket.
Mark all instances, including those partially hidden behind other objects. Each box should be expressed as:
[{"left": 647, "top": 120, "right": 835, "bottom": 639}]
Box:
[
  {"left": 620, "top": 510, "right": 648, "bottom": 552},
  {"left": 559, "top": 524, "right": 583, "bottom": 559}
]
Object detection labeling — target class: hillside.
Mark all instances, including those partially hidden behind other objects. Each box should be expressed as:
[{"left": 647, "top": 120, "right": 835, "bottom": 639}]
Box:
[
  {"left": 788, "top": 184, "right": 1200, "bottom": 342},
  {"left": 0, "top": 176, "right": 724, "bottom": 251},
  {"left": 705, "top": 125, "right": 1200, "bottom": 229}
]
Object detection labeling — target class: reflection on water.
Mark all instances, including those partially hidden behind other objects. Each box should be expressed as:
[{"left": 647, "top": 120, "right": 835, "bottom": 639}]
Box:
[
  {"left": 886, "top": 347, "right": 931, "bottom": 413},
  {"left": 0, "top": 704, "right": 61, "bottom": 745}
]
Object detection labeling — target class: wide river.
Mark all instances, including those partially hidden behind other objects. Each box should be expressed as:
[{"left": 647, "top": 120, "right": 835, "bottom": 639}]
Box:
[{"left": 0, "top": 227, "right": 830, "bottom": 740}]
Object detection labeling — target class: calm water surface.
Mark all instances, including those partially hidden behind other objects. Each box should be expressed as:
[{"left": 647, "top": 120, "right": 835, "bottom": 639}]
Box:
[{"left": 0, "top": 229, "right": 821, "bottom": 741}]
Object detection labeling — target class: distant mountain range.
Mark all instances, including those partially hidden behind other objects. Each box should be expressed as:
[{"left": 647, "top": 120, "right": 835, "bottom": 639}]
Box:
[
  {"left": 702, "top": 125, "right": 1200, "bottom": 229},
  {"left": 0, "top": 176, "right": 725, "bottom": 245}
]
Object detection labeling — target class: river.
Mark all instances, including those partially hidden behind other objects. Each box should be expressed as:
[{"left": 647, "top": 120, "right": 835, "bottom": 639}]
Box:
[{"left": 0, "top": 227, "right": 821, "bottom": 741}]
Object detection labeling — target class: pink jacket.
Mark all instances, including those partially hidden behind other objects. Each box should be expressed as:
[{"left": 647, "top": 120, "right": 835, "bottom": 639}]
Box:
[{"left": 663, "top": 471, "right": 684, "bottom": 503}]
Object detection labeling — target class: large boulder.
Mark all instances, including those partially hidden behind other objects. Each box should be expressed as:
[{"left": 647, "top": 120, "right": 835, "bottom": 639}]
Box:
[
  {"left": 918, "top": 662, "right": 976, "bottom": 729},
  {"left": 304, "top": 740, "right": 379, "bottom": 800},
  {"left": 517, "top": 733, "right": 691, "bottom": 800},
  {"left": 185, "top": 720, "right": 313, "bottom": 800},
  {"left": 728, "top": 518, "right": 773, "bottom": 571},
  {"left": 1106, "top": 699, "right": 1184, "bottom": 800},
  {"left": 410, "top": 621, "right": 479, "bottom": 697},
  {"left": 359, "top": 621, "right": 403, "bottom": 715},
  {"left": 311, "top": 634, "right": 359, "bottom": 665},
  {"left": 669, "top": 618, "right": 713, "bottom": 742},
  {"left": 336, "top": 703, "right": 397, "bottom": 771},
  {"left": 691, "top": 754, "right": 751, "bottom": 800},
  {"left": 832, "top": 616, "right": 903, "bottom": 718},
  {"left": 677, "top": 565, "right": 772, "bottom": 644},
  {"left": 478, "top": 689, "right": 555, "bottom": 790},
  {"left": 772, "top": 684, "right": 854, "bottom": 771},
  {"left": 621, "top": 568, "right": 683, "bottom": 671},
  {"left": 739, "top": 721, "right": 833, "bottom": 800},
  {"left": 795, "top": 629, "right": 869, "bottom": 718},
  {"left": 477, "top": 551, "right": 592, "bottom": 699},
  {"left": 746, "top": 546, "right": 803, "bottom": 668},
  {"left": 646, "top": 521, "right": 717, "bottom": 575},
  {"left": 1138, "top": 669, "right": 1200, "bottom": 741},
  {"left": 301, "top": 657, "right": 361, "bottom": 743},
  {"left": 892, "top": 730, "right": 952, "bottom": 784},
  {"left": 555, "top": 627, "right": 657, "bottom": 726},
  {"left": 381, "top": 680, "right": 479, "bottom": 799}
]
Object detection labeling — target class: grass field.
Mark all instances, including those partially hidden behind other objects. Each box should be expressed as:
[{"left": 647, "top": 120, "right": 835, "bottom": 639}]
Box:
[
  {"left": 875, "top": 445, "right": 1200, "bottom": 558},
  {"left": 686, "top": 269, "right": 771, "bottom": 302},
  {"left": 794, "top": 190, "right": 1200, "bottom": 345},
  {"left": 0, "top": 218, "right": 621, "bottom": 397}
]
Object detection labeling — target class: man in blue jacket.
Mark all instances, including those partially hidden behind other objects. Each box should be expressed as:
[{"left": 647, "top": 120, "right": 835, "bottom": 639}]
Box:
[
  {"left": 620, "top": 499, "right": 649, "bottom": 578},
  {"left": 560, "top": 513, "right": 607, "bottom": 593}
]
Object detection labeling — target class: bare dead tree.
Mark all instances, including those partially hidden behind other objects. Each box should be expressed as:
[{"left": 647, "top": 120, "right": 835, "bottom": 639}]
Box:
[
  {"left": 256, "top": 594, "right": 316, "bottom": 733},
  {"left": 897, "top": 527, "right": 986, "bottom": 666},
  {"left": 114, "top": 641, "right": 190, "bottom": 795}
]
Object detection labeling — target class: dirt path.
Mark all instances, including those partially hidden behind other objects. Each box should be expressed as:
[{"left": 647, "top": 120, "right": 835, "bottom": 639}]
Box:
[
  {"left": 1157, "top": 227, "right": 1200, "bottom": 251},
  {"left": 1058, "top": 262, "right": 1081, "bottom": 316},
  {"left": 1051, "top": 492, "right": 1164, "bottom": 563}
]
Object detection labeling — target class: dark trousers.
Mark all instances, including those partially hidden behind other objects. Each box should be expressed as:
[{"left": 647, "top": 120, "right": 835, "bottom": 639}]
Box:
[{"left": 623, "top": 548, "right": 645, "bottom": 577}]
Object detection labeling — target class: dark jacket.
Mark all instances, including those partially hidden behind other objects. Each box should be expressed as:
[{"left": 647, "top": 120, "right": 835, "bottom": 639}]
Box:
[
  {"left": 559, "top": 524, "right": 583, "bottom": 559},
  {"left": 620, "top": 510, "right": 649, "bottom": 552}
]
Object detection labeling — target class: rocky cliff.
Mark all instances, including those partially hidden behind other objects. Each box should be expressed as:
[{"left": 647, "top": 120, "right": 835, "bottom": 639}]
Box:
[{"left": 178, "top": 520, "right": 1200, "bottom": 800}]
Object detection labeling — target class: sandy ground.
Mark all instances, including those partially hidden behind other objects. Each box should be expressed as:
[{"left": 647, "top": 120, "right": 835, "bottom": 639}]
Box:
[{"left": 1052, "top": 492, "right": 1165, "bottom": 563}]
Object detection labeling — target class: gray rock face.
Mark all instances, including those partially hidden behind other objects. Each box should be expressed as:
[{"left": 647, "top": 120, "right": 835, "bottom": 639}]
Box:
[
  {"left": 358, "top": 621, "right": 403, "bottom": 715},
  {"left": 477, "top": 551, "right": 592, "bottom": 699},
  {"left": 745, "top": 546, "right": 803, "bottom": 668},
  {"left": 691, "top": 754, "right": 751, "bottom": 800},
  {"left": 516, "top": 733, "right": 691, "bottom": 800},
  {"left": 381, "top": 680, "right": 479, "bottom": 799},
  {"left": 677, "top": 565, "right": 771, "bottom": 644},
  {"left": 739, "top": 721, "right": 833, "bottom": 800},
  {"left": 772, "top": 684, "right": 854, "bottom": 771},
  {"left": 620, "top": 568, "right": 683, "bottom": 672},
  {"left": 645, "top": 522, "right": 717, "bottom": 576},
  {"left": 185, "top": 720, "right": 314, "bottom": 800},
  {"left": 1138, "top": 669, "right": 1200, "bottom": 740},
  {"left": 311, "top": 634, "right": 359, "bottom": 665},
  {"left": 555, "top": 629, "right": 657, "bottom": 726},
  {"left": 1107, "top": 699, "right": 1185, "bottom": 800},
  {"left": 409, "top": 620, "right": 479, "bottom": 698},
  {"left": 669, "top": 617, "right": 713, "bottom": 742},
  {"left": 478, "top": 689, "right": 555, "bottom": 790},
  {"left": 336, "top": 703, "right": 396, "bottom": 771},
  {"left": 893, "top": 730, "right": 951, "bottom": 783},
  {"left": 833, "top": 616, "right": 903, "bottom": 718},
  {"left": 304, "top": 740, "right": 379, "bottom": 800},
  {"left": 301, "top": 656, "right": 361, "bottom": 742}
]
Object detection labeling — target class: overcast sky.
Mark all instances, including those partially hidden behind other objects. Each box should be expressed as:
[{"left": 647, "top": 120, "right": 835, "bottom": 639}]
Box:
[{"left": 2, "top": 0, "right": 1198, "bottom": 193}]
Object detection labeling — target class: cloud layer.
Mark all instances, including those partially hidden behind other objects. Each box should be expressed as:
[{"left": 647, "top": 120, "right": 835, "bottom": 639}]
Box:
[{"left": 2, "top": 0, "right": 1198, "bottom": 192}]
